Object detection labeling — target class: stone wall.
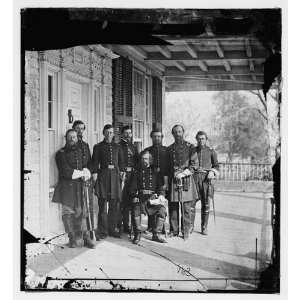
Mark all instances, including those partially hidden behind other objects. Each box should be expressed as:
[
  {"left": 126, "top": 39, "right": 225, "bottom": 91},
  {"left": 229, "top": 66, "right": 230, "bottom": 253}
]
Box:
[{"left": 24, "top": 51, "right": 41, "bottom": 236}]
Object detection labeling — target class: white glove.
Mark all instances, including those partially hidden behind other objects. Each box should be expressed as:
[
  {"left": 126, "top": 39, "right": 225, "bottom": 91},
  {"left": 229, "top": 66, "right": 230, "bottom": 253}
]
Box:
[
  {"left": 181, "top": 169, "right": 192, "bottom": 177},
  {"left": 176, "top": 172, "right": 185, "bottom": 179},
  {"left": 158, "top": 195, "right": 168, "bottom": 206},
  {"left": 72, "top": 169, "right": 84, "bottom": 179},
  {"left": 149, "top": 198, "right": 161, "bottom": 205},
  {"left": 83, "top": 168, "right": 91, "bottom": 180},
  {"left": 92, "top": 173, "right": 98, "bottom": 182},
  {"left": 211, "top": 168, "right": 220, "bottom": 177},
  {"left": 207, "top": 171, "right": 215, "bottom": 179}
]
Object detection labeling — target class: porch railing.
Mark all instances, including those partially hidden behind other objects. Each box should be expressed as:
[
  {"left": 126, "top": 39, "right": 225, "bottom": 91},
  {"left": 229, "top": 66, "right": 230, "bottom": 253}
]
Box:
[{"left": 218, "top": 162, "right": 273, "bottom": 181}]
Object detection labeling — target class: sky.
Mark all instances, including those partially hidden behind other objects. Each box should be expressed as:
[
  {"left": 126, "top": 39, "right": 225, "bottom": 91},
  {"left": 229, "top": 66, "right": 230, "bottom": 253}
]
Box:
[{"left": 163, "top": 90, "right": 279, "bottom": 146}]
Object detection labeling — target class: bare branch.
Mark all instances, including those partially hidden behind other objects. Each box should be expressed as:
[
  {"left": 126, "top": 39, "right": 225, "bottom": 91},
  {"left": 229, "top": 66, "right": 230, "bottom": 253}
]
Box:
[
  {"left": 250, "top": 89, "right": 268, "bottom": 114},
  {"left": 255, "top": 108, "right": 268, "bottom": 121}
]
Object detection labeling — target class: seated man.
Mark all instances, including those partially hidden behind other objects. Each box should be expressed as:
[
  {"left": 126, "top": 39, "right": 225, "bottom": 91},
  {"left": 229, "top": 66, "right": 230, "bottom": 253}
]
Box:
[{"left": 129, "top": 150, "right": 168, "bottom": 245}]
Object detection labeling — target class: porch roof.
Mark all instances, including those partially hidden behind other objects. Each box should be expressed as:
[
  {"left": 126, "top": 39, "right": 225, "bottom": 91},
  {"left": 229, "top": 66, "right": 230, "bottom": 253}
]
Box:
[{"left": 22, "top": 8, "right": 281, "bottom": 92}]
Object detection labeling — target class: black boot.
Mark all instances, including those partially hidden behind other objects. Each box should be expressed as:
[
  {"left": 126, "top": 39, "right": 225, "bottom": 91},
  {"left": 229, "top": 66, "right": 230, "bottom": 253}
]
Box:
[
  {"left": 152, "top": 233, "right": 167, "bottom": 243},
  {"left": 83, "top": 231, "right": 96, "bottom": 249},
  {"left": 190, "top": 205, "right": 196, "bottom": 234},
  {"left": 133, "top": 232, "right": 141, "bottom": 245},
  {"left": 153, "top": 217, "right": 167, "bottom": 243},
  {"left": 62, "top": 215, "right": 77, "bottom": 248},
  {"left": 201, "top": 212, "right": 209, "bottom": 235},
  {"left": 67, "top": 232, "right": 77, "bottom": 248}
]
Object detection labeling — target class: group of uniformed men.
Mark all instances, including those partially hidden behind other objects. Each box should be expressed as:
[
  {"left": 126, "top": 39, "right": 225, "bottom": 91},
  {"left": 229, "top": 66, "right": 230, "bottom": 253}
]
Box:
[{"left": 53, "top": 121, "right": 219, "bottom": 249}]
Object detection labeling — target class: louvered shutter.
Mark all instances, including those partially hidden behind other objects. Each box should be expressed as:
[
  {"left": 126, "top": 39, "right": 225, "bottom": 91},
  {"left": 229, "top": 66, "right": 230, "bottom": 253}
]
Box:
[
  {"left": 112, "top": 56, "right": 133, "bottom": 142},
  {"left": 152, "top": 76, "right": 162, "bottom": 131}
]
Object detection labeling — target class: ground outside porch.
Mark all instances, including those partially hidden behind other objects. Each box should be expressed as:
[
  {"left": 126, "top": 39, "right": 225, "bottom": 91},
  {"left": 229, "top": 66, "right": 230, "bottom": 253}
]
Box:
[{"left": 25, "top": 182, "right": 274, "bottom": 292}]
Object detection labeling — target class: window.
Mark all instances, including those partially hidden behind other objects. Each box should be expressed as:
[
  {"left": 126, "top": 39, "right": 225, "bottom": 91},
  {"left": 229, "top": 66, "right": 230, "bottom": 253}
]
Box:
[
  {"left": 134, "top": 120, "right": 143, "bottom": 140},
  {"left": 47, "top": 72, "right": 58, "bottom": 189},
  {"left": 94, "top": 89, "right": 97, "bottom": 131},
  {"left": 48, "top": 75, "right": 53, "bottom": 129}
]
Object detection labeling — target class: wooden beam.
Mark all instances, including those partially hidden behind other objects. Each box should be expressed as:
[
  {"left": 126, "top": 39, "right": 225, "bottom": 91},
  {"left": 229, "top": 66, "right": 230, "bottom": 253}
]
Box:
[
  {"left": 198, "top": 61, "right": 208, "bottom": 72},
  {"left": 205, "top": 22, "right": 215, "bottom": 37},
  {"left": 146, "top": 61, "right": 165, "bottom": 73},
  {"left": 145, "top": 50, "right": 266, "bottom": 61},
  {"left": 156, "top": 46, "right": 171, "bottom": 59},
  {"left": 164, "top": 65, "right": 264, "bottom": 77},
  {"left": 183, "top": 42, "right": 198, "bottom": 58},
  {"left": 215, "top": 42, "right": 224, "bottom": 58},
  {"left": 173, "top": 61, "right": 186, "bottom": 72},
  {"left": 166, "top": 81, "right": 263, "bottom": 92},
  {"left": 123, "top": 45, "right": 147, "bottom": 59},
  {"left": 251, "top": 74, "right": 257, "bottom": 81},
  {"left": 223, "top": 60, "right": 231, "bottom": 72},
  {"left": 245, "top": 38, "right": 252, "bottom": 57},
  {"left": 162, "top": 36, "right": 262, "bottom": 45},
  {"left": 249, "top": 60, "right": 255, "bottom": 72}
]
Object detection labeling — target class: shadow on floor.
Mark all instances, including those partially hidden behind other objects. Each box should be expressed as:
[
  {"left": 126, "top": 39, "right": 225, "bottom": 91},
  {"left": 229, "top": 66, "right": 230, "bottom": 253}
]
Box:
[
  {"left": 27, "top": 232, "right": 256, "bottom": 284},
  {"left": 108, "top": 237, "right": 257, "bottom": 280},
  {"left": 194, "top": 208, "right": 270, "bottom": 226},
  {"left": 216, "top": 192, "right": 271, "bottom": 201}
]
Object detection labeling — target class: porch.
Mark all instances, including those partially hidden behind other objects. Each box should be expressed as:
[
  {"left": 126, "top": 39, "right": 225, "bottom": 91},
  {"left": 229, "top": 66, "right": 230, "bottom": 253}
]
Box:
[{"left": 25, "top": 185, "right": 273, "bottom": 291}]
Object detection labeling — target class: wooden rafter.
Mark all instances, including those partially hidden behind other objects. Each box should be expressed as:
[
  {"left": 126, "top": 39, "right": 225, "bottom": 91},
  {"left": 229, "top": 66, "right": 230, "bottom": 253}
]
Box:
[
  {"left": 173, "top": 61, "right": 186, "bottom": 72},
  {"left": 198, "top": 60, "right": 208, "bottom": 72},
  {"left": 156, "top": 46, "right": 171, "bottom": 58},
  {"left": 223, "top": 60, "right": 231, "bottom": 72},
  {"left": 183, "top": 42, "right": 198, "bottom": 58},
  {"left": 215, "top": 42, "right": 225, "bottom": 58},
  {"left": 123, "top": 45, "right": 147, "bottom": 59},
  {"left": 145, "top": 50, "right": 266, "bottom": 61},
  {"left": 164, "top": 65, "right": 263, "bottom": 76},
  {"left": 245, "top": 38, "right": 252, "bottom": 57}
]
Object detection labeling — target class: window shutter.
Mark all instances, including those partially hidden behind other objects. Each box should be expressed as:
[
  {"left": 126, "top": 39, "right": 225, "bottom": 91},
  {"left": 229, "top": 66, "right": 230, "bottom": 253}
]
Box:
[
  {"left": 112, "top": 56, "right": 133, "bottom": 142},
  {"left": 152, "top": 76, "right": 162, "bottom": 130}
]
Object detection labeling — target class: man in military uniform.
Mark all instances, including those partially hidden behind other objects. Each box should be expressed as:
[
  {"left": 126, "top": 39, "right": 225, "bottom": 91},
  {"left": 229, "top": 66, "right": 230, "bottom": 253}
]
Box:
[
  {"left": 119, "top": 125, "right": 139, "bottom": 233},
  {"left": 72, "top": 120, "right": 95, "bottom": 239},
  {"left": 52, "top": 129, "right": 95, "bottom": 248},
  {"left": 144, "top": 129, "right": 168, "bottom": 232},
  {"left": 72, "top": 120, "right": 92, "bottom": 167},
  {"left": 166, "top": 125, "right": 198, "bottom": 240},
  {"left": 191, "top": 131, "right": 219, "bottom": 235},
  {"left": 129, "top": 150, "right": 167, "bottom": 244},
  {"left": 91, "top": 124, "right": 125, "bottom": 239}
]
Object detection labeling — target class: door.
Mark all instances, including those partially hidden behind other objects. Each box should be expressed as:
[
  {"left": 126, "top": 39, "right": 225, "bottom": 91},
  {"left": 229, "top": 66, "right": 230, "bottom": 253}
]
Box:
[{"left": 66, "top": 80, "right": 82, "bottom": 130}]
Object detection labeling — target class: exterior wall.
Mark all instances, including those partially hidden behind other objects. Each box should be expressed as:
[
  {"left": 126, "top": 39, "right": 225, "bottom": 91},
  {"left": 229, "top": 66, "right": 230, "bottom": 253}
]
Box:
[
  {"left": 111, "top": 50, "right": 164, "bottom": 149},
  {"left": 24, "top": 51, "right": 41, "bottom": 237},
  {"left": 24, "top": 45, "right": 115, "bottom": 238}
]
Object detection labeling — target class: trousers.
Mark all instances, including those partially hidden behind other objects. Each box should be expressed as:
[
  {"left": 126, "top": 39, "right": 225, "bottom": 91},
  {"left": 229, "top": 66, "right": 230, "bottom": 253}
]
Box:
[
  {"left": 168, "top": 201, "right": 192, "bottom": 235},
  {"left": 97, "top": 198, "right": 121, "bottom": 235}
]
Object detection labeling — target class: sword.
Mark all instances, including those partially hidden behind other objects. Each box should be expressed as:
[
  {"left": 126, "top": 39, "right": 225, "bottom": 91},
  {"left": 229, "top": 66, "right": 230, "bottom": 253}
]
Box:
[
  {"left": 176, "top": 177, "right": 185, "bottom": 239},
  {"left": 84, "top": 182, "right": 96, "bottom": 241},
  {"left": 208, "top": 179, "right": 216, "bottom": 225}
]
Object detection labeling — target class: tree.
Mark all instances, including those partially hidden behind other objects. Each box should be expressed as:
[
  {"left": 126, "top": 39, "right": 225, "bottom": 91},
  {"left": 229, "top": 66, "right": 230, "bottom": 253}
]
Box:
[
  {"left": 211, "top": 91, "right": 270, "bottom": 162},
  {"left": 249, "top": 89, "right": 280, "bottom": 163}
]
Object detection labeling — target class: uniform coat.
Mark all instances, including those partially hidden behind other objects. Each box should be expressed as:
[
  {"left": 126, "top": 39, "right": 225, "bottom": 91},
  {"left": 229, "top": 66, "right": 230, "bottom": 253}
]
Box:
[
  {"left": 129, "top": 166, "right": 165, "bottom": 216},
  {"left": 190, "top": 145, "right": 219, "bottom": 201},
  {"left": 166, "top": 141, "right": 198, "bottom": 203},
  {"left": 52, "top": 144, "right": 87, "bottom": 217},
  {"left": 144, "top": 144, "right": 168, "bottom": 176},
  {"left": 77, "top": 139, "right": 92, "bottom": 171},
  {"left": 119, "top": 139, "right": 139, "bottom": 202},
  {"left": 91, "top": 140, "right": 124, "bottom": 201}
]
